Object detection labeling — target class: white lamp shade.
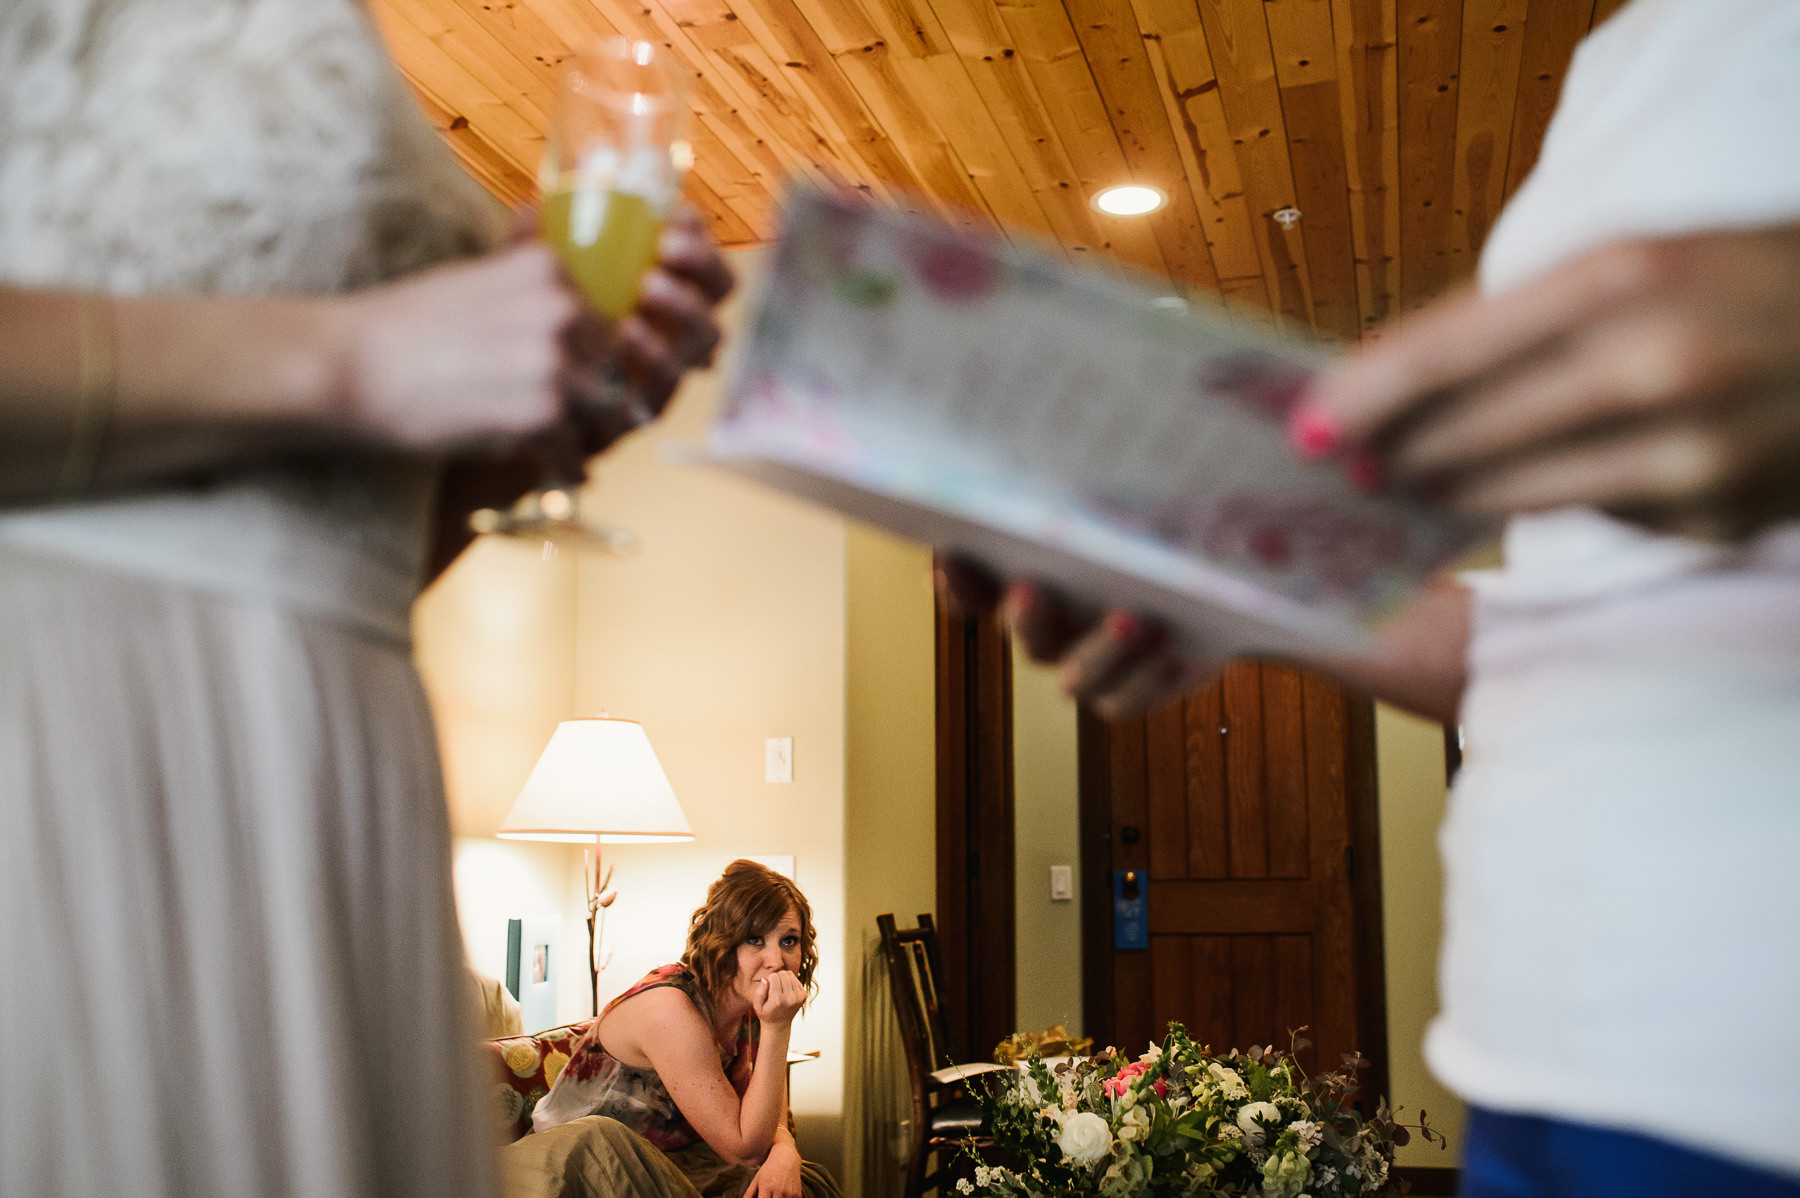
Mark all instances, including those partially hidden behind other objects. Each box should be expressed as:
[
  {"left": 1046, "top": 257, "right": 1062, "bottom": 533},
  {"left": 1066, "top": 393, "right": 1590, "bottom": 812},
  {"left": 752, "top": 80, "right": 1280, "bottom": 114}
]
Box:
[{"left": 498, "top": 717, "right": 693, "bottom": 843}]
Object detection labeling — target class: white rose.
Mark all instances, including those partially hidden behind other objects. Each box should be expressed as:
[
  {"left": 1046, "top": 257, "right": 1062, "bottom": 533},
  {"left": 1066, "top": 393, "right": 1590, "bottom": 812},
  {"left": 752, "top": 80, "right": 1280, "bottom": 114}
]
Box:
[
  {"left": 1055, "top": 1110, "right": 1113, "bottom": 1164},
  {"left": 1236, "top": 1101, "right": 1282, "bottom": 1148}
]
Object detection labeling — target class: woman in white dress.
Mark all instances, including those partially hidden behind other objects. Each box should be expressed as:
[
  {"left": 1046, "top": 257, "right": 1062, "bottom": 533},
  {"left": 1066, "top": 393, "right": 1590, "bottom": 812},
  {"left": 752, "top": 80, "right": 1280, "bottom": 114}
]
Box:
[{"left": 0, "top": 2, "right": 731, "bottom": 1196}]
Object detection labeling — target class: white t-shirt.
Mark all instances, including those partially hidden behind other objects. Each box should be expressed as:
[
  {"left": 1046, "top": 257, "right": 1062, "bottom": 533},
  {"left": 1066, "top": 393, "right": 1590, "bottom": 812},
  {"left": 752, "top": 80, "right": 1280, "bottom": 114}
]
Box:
[{"left": 1426, "top": 0, "right": 1800, "bottom": 1177}]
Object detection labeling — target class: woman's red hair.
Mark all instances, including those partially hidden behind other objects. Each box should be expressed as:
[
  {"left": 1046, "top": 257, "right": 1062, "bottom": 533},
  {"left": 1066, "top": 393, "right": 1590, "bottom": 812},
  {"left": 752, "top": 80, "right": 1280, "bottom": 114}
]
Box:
[{"left": 680, "top": 859, "right": 818, "bottom": 1015}]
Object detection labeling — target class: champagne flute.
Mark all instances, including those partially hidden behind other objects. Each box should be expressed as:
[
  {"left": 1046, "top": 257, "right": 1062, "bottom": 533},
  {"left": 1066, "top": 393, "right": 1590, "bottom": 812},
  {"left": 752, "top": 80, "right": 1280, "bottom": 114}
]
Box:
[
  {"left": 542, "top": 37, "right": 689, "bottom": 327},
  {"left": 474, "top": 37, "right": 691, "bottom": 554}
]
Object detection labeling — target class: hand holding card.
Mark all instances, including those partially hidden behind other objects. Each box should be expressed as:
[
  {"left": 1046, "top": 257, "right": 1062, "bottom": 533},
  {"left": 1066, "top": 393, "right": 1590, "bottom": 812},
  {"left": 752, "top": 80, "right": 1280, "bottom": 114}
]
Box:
[{"left": 705, "top": 187, "right": 1490, "bottom": 661}]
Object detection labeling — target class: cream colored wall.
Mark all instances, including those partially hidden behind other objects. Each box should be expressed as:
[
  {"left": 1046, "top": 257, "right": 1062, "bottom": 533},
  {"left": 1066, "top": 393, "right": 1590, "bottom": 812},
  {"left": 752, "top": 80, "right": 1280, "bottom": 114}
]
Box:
[
  {"left": 417, "top": 537, "right": 577, "bottom": 836},
  {"left": 843, "top": 525, "right": 939, "bottom": 1198},
  {"left": 1011, "top": 651, "right": 1083, "bottom": 1038},
  {"left": 1375, "top": 703, "right": 1465, "bottom": 1167},
  {"left": 415, "top": 533, "right": 598, "bottom": 1020}
]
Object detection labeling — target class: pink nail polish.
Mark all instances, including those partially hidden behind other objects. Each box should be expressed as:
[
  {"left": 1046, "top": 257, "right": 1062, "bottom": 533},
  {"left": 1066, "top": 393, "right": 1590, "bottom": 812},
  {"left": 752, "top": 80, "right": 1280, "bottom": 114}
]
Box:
[
  {"left": 1347, "top": 451, "right": 1385, "bottom": 494},
  {"left": 1106, "top": 611, "right": 1139, "bottom": 641},
  {"left": 1287, "top": 404, "right": 1343, "bottom": 460}
]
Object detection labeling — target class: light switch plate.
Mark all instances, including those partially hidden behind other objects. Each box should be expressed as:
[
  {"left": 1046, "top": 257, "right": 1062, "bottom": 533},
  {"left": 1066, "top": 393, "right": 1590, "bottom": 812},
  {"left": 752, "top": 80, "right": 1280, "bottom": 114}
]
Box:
[
  {"left": 765, "top": 737, "right": 793, "bottom": 783},
  {"left": 1050, "top": 864, "right": 1073, "bottom": 901}
]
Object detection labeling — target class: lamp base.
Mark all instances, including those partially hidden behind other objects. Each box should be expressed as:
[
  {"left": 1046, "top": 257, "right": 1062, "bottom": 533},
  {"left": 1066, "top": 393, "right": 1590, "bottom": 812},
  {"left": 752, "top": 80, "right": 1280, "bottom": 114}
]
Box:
[{"left": 587, "top": 908, "right": 600, "bottom": 1018}]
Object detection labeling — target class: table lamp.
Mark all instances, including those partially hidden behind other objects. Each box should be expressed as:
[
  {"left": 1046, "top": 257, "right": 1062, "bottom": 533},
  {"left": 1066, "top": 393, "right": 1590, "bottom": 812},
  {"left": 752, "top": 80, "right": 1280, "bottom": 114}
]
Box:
[{"left": 498, "top": 715, "right": 693, "bottom": 1014}]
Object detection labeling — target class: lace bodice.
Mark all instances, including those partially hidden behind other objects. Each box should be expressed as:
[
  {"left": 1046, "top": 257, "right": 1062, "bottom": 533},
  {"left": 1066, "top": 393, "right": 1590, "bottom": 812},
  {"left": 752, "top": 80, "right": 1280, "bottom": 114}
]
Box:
[
  {"left": 0, "top": 0, "right": 500, "bottom": 294},
  {"left": 0, "top": 0, "right": 509, "bottom": 635}
]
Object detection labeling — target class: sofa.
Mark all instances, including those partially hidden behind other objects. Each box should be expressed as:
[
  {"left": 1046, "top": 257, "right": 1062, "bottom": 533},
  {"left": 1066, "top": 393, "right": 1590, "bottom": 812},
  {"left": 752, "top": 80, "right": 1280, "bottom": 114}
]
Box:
[{"left": 480, "top": 1019, "right": 596, "bottom": 1143}]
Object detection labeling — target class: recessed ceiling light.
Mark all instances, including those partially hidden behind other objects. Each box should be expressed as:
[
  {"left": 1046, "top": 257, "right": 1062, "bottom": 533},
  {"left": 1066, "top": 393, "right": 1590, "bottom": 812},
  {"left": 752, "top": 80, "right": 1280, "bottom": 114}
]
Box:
[{"left": 1093, "top": 185, "right": 1167, "bottom": 216}]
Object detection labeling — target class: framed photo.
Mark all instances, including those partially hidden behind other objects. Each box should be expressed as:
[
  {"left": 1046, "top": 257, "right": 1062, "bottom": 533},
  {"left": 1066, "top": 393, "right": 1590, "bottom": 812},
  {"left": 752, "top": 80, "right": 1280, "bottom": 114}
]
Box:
[{"left": 505, "top": 916, "right": 562, "bottom": 1033}]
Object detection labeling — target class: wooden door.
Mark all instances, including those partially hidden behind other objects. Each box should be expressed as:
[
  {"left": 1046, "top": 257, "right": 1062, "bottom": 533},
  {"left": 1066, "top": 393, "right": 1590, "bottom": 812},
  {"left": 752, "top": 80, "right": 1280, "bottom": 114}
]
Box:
[{"left": 1079, "top": 661, "right": 1389, "bottom": 1101}]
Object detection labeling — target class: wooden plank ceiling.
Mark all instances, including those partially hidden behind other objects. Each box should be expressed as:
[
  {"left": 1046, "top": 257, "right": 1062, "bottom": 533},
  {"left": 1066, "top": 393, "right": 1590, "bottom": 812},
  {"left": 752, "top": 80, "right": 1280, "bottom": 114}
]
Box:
[{"left": 371, "top": 0, "right": 1632, "bottom": 340}]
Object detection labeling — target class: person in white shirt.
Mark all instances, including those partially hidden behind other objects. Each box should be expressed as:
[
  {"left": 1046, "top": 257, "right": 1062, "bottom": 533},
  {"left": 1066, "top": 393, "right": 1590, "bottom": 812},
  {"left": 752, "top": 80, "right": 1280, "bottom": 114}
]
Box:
[{"left": 945, "top": 1, "right": 1800, "bottom": 1193}]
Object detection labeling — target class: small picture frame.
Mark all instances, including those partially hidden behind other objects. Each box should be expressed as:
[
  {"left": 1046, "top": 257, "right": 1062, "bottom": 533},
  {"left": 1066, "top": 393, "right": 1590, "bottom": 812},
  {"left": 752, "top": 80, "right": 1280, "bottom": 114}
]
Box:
[{"left": 506, "top": 916, "right": 562, "bottom": 1033}]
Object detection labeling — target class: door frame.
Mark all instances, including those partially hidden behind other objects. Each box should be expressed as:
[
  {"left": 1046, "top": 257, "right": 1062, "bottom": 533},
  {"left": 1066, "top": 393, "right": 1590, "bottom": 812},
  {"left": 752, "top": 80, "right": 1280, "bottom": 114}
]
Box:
[{"left": 933, "top": 588, "right": 1016, "bottom": 1064}]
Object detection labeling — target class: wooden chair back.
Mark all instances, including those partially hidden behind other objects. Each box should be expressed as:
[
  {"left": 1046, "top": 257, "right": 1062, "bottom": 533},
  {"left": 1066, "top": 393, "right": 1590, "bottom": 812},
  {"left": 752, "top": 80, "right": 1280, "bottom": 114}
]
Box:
[
  {"left": 878, "top": 912, "right": 952, "bottom": 1078},
  {"left": 879, "top": 912, "right": 985, "bottom": 1198}
]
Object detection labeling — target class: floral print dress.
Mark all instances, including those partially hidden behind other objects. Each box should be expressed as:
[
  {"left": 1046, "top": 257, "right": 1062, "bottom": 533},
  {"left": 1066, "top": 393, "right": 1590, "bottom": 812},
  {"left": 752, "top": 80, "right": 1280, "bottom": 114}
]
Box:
[{"left": 529, "top": 965, "right": 758, "bottom": 1149}]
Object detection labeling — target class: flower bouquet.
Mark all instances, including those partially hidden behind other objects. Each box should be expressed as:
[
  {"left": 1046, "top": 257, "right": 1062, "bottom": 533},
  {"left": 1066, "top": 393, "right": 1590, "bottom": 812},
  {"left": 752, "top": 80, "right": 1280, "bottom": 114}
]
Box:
[{"left": 960, "top": 1024, "right": 1440, "bottom": 1198}]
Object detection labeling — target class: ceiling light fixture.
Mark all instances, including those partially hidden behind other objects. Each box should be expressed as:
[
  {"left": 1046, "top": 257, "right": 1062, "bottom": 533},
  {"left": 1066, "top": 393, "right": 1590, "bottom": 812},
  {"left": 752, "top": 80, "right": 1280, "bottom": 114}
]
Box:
[{"left": 1093, "top": 185, "right": 1166, "bottom": 216}]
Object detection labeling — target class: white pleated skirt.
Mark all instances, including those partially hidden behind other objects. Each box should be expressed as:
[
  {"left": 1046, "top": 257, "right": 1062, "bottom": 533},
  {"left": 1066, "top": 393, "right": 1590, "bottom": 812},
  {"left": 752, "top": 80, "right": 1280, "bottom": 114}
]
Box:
[{"left": 0, "top": 543, "right": 498, "bottom": 1198}]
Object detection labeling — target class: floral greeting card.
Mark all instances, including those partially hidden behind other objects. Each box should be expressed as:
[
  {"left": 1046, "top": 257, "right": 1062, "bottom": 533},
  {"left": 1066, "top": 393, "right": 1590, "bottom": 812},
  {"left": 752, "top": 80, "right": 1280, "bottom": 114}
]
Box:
[{"left": 706, "top": 188, "right": 1489, "bottom": 657}]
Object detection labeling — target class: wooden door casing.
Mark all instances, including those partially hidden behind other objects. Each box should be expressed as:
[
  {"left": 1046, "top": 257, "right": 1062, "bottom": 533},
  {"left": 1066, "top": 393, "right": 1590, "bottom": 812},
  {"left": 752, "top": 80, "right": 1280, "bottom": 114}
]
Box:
[
  {"left": 1080, "top": 661, "right": 1389, "bottom": 1105},
  {"left": 934, "top": 591, "right": 1017, "bottom": 1066}
]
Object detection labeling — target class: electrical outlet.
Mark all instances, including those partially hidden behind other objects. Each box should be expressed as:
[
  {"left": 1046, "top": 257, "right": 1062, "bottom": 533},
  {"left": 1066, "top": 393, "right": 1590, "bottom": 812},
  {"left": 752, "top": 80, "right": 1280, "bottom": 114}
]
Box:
[
  {"left": 1050, "top": 864, "right": 1073, "bottom": 901},
  {"left": 765, "top": 737, "right": 793, "bottom": 783}
]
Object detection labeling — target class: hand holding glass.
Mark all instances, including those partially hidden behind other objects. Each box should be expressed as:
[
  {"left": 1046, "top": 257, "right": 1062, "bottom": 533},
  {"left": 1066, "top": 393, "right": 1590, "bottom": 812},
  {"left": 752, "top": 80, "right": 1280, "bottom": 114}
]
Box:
[{"left": 477, "top": 38, "right": 689, "bottom": 549}]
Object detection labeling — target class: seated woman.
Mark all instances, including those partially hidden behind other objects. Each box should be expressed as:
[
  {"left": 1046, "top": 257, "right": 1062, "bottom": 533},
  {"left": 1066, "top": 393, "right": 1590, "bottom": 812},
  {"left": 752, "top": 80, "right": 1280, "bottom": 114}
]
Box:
[{"left": 527, "top": 860, "right": 841, "bottom": 1198}]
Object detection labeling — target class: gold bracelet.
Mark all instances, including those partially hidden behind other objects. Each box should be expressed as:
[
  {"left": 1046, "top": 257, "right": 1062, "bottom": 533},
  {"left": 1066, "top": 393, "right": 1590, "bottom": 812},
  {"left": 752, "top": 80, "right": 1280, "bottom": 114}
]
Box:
[{"left": 55, "top": 294, "right": 115, "bottom": 499}]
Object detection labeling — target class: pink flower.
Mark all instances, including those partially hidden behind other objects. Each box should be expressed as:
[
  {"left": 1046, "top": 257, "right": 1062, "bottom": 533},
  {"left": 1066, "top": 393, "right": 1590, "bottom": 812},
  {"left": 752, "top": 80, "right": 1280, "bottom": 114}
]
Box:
[
  {"left": 918, "top": 243, "right": 998, "bottom": 302},
  {"left": 1103, "top": 1060, "right": 1163, "bottom": 1098}
]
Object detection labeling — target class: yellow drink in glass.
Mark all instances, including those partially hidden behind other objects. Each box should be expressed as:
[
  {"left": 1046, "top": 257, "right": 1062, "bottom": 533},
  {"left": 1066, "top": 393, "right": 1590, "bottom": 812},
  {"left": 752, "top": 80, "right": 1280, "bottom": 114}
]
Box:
[{"left": 541, "top": 187, "right": 665, "bottom": 320}]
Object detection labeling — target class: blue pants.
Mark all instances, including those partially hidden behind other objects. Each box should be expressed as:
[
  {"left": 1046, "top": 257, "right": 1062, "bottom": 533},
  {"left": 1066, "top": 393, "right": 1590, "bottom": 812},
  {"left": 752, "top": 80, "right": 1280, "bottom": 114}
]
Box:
[{"left": 1461, "top": 1107, "right": 1800, "bottom": 1198}]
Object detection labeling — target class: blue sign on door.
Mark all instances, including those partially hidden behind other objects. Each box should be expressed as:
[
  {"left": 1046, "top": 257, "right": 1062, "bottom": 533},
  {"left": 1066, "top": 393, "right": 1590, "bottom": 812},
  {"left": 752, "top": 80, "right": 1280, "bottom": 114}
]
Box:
[{"left": 1112, "top": 869, "right": 1148, "bottom": 950}]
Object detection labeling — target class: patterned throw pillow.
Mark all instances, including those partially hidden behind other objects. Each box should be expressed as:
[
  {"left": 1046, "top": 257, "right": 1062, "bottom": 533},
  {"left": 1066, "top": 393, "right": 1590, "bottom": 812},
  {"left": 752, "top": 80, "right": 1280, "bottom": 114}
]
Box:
[{"left": 481, "top": 1020, "right": 594, "bottom": 1143}]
